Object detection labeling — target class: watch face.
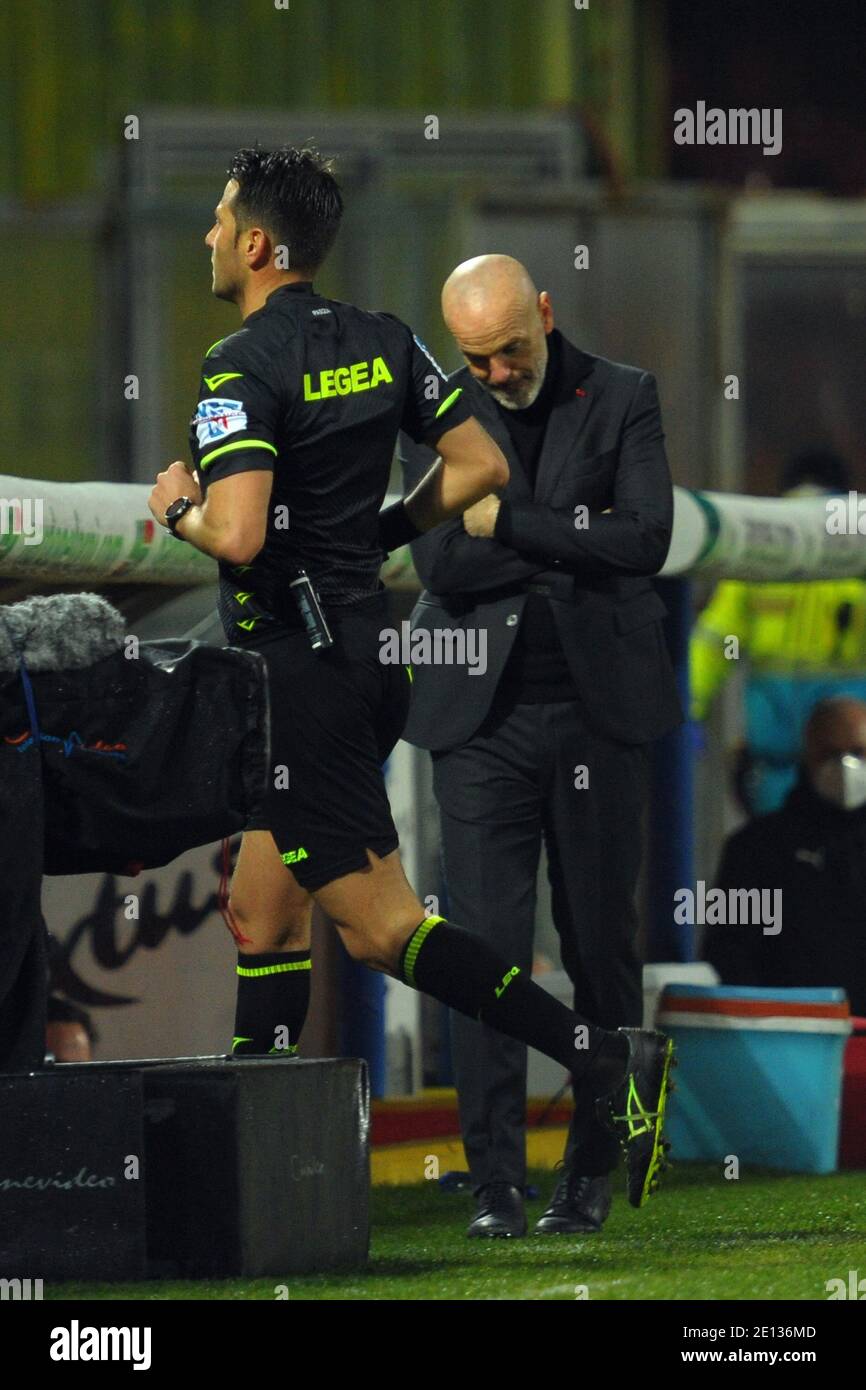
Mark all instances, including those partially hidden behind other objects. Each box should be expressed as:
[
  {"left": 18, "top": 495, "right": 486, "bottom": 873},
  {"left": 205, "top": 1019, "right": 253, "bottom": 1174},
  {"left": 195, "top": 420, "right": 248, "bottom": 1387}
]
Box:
[{"left": 166, "top": 498, "right": 191, "bottom": 521}]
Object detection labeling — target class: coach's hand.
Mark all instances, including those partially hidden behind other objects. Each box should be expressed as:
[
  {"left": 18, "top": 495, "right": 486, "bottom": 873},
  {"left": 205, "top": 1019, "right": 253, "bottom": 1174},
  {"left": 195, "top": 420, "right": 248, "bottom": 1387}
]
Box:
[
  {"left": 149, "top": 461, "right": 203, "bottom": 527},
  {"left": 463, "top": 494, "right": 501, "bottom": 538}
]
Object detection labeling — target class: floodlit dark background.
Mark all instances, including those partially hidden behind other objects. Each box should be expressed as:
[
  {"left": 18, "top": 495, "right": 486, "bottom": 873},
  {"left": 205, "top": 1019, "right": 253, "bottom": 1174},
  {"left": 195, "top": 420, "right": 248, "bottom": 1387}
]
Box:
[
  {"left": 2, "top": 0, "right": 864, "bottom": 491},
  {"left": 3, "top": 0, "right": 865, "bottom": 1075}
]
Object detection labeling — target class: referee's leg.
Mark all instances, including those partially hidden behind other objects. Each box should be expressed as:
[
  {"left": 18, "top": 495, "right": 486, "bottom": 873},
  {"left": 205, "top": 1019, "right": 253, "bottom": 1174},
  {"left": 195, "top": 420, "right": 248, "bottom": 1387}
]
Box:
[
  {"left": 229, "top": 830, "right": 314, "bottom": 952},
  {"left": 227, "top": 830, "right": 314, "bottom": 1056},
  {"left": 232, "top": 838, "right": 670, "bottom": 1210},
  {"left": 312, "top": 848, "right": 630, "bottom": 1098},
  {"left": 224, "top": 622, "right": 670, "bottom": 1206}
]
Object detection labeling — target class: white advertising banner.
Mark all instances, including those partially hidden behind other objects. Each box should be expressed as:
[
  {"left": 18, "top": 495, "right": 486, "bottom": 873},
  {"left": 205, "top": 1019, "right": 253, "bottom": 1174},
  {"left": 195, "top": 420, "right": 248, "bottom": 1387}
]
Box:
[
  {"left": 41, "top": 844, "right": 236, "bottom": 1060},
  {"left": 0, "top": 477, "right": 418, "bottom": 589},
  {"left": 661, "top": 489, "right": 866, "bottom": 581}
]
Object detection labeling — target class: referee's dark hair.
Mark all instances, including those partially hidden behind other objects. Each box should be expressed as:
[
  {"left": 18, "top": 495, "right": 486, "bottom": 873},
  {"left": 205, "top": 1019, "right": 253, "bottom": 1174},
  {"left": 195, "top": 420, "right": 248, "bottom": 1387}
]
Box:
[{"left": 227, "top": 145, "right": 343, "bottom": 275}]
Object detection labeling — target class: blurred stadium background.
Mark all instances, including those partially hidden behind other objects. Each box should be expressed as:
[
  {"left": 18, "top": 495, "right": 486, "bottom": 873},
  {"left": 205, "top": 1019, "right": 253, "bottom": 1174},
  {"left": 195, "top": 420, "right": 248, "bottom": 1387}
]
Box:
[{"left": 2, "top": 2, "right": 865, "bottom": 1287}]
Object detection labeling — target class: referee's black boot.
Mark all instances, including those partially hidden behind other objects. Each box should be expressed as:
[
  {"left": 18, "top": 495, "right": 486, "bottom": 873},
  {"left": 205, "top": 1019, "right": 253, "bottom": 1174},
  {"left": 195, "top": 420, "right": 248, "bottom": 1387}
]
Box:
[
  {"left": 534, "top": 1171, "right": 612, "bottom": 1235},
  {"left": 467, "top": 1181, "right": 526, "bottom": 1238},
  {"left": 595, "top": 1027, "right": 675, "bottom": 1208}
]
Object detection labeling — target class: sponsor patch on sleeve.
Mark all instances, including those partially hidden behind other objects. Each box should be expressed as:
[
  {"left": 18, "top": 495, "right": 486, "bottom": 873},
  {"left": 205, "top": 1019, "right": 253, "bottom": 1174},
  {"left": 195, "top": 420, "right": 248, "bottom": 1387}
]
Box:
[{"left": 194, "top": 398, "right": 248, "bottom": 449}]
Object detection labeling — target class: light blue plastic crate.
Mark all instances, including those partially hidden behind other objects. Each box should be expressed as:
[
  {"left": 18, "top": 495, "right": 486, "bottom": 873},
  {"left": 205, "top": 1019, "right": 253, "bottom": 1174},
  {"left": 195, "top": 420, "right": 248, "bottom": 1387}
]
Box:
[{"left": 658, "top": 984, "right": 851, "bottom": 1173}]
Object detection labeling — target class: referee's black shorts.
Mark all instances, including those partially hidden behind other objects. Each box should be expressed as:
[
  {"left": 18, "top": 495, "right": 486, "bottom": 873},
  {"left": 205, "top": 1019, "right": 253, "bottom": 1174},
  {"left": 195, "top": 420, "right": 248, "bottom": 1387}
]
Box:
[{"left": 244, "top": 590, "right": 411, "bottom": 892}]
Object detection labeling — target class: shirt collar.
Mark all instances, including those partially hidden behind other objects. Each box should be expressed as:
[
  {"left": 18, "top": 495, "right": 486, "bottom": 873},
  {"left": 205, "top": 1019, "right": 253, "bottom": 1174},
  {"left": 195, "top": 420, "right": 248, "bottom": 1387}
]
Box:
[{"left": 266, "top": 280, "right": 315, "bottom": 301}]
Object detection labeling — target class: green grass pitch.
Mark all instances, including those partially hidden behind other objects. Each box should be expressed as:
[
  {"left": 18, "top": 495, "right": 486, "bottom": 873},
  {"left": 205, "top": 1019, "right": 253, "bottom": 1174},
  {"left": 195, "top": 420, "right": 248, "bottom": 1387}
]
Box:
[{"left": 49, "top": 1163, "right": 866, "bottom": 1301}]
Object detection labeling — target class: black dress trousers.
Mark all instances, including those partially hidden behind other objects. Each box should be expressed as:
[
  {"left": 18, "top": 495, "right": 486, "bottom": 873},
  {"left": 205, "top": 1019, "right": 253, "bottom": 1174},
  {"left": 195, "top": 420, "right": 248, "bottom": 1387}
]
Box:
[{"left": 433, "top": 696, "right": 649, "bottom": 1192}]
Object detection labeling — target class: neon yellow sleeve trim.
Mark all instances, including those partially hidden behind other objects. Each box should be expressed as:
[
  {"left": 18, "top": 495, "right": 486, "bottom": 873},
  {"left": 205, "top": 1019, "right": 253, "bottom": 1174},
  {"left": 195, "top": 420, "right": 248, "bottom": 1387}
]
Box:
[
  {"left": 199, "top": 439, "right": 278, "bottom": 470},
  {"left": 403, "top": 915, "right": 444, "bottom": 988},
  {"left": 435, "top": 387, "right": 463, "bottom": 419},
  {"left": 237, "top": 960, "right": 311, "bottom": 977}
]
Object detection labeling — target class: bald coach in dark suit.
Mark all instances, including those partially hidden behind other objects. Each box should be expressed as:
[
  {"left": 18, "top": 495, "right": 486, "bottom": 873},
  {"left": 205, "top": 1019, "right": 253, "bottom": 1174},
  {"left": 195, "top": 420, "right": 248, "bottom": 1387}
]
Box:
[{"left": 397, "top": 255, "right": 682, "bottom": 1238}]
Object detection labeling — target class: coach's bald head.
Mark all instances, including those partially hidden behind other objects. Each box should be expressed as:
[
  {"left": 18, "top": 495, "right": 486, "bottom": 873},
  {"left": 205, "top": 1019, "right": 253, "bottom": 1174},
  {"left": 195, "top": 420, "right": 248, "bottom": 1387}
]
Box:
[{"left": 441, "top": 254, "right": 554, "bottom": 410}]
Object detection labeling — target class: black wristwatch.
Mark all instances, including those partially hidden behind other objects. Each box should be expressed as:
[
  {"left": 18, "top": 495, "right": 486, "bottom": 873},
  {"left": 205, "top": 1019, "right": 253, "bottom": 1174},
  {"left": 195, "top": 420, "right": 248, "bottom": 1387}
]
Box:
[{"left": 165, "top": 496, "right": 195, "bottom": 538}]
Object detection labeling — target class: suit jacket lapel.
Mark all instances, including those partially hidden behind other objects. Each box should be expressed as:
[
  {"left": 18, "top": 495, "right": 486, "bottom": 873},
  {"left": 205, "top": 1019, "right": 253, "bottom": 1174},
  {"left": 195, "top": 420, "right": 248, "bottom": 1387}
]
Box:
[{"left": 534, "top": 340, "right": 599, "bottom": 500}]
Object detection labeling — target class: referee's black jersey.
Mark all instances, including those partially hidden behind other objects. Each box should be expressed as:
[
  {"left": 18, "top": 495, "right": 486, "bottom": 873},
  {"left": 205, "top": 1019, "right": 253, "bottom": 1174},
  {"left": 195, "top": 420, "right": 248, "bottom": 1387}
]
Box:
[{"left": 187, "top": 280, "right": 470, "bottom": 643}]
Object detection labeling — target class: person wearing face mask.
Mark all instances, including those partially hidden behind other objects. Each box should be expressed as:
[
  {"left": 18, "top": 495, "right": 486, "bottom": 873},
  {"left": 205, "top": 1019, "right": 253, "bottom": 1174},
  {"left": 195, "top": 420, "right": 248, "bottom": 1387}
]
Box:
[
  {"left": 702, "top": 697, "right": 866, "bottom": 1015},
  {"left": 690, "top": 451, "right": 866, "bottom": 817}
]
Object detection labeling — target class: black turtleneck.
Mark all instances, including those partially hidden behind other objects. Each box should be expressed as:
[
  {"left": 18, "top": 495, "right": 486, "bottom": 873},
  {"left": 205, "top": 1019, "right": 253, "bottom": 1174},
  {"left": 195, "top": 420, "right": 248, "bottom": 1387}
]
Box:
[
  {"left": 492, "top": 330, "right": 579, "bottom": 707},
  {"left": 495, "top": 327, "right": 562, "bottom": 487}
]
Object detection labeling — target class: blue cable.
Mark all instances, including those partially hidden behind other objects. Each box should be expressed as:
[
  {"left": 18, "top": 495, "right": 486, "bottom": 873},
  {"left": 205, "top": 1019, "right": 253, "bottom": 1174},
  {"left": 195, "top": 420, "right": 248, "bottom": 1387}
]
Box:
[{"left": 17, "top": 652, "right": 41, "bottom": 746}]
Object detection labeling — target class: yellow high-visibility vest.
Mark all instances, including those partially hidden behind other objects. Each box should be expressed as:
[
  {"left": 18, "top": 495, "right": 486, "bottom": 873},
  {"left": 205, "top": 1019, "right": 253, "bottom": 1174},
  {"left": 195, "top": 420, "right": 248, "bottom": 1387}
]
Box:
[{"left": 690, "top": 578, "right": 866, "bottom": 720}]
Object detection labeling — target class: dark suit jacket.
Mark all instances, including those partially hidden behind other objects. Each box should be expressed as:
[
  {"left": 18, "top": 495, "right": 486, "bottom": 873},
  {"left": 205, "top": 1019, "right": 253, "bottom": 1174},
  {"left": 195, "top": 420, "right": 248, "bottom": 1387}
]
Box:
[{"left": 397, "top": 333, "right": 683, "bottom": 750}]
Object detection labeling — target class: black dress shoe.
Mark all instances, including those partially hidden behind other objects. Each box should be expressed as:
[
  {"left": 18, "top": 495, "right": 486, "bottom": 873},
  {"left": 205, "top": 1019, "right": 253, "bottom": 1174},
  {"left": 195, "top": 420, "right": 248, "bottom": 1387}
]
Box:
[
  {"left": 534, "top": 1171, "right": 612, "bottom": 1235},
  {"left": 467, "top": 1181, "right": 527, "bottom": 1238}
]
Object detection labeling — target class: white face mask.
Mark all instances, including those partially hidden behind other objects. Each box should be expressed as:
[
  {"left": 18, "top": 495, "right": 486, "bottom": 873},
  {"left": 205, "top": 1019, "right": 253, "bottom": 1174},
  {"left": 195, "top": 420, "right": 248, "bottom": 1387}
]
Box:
[{"left": 812, "top": 754, "right": 866, "bottom": 811}]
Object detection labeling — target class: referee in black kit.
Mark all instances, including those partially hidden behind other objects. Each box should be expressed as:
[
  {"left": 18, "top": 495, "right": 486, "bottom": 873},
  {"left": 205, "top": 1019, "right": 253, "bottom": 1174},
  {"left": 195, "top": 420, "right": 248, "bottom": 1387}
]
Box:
[{"left": 147, "top": 145, "right": 673, "bottom": 1213}]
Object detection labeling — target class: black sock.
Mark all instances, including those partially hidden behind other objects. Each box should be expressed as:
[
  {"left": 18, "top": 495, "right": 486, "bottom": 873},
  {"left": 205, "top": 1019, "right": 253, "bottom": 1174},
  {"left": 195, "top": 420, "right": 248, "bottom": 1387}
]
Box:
[
  {"left": 399, "top": 917, "right": 629, "bottom": 1087},
  {"left": 232, "top": 949, "right": 311, "bottom": 1056}
]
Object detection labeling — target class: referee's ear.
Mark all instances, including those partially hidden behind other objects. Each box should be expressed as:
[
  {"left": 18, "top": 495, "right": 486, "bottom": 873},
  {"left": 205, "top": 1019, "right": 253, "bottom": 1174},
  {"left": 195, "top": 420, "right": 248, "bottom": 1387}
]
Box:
[{"left": 245, "top": 226, "right": 273, "bottom": 272}]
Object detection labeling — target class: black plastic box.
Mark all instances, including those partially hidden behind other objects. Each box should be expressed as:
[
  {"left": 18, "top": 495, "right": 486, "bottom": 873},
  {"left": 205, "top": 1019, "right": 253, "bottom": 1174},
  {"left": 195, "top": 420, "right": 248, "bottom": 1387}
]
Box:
[
  {"left": 0, "top": 1068, "right": 146, "bottom": 1281},
  {"left": 143, "top": 1057, "right": 370, "bottom": 1277},
  {"left": 0, "top": 1056, "right": 369, "bottom": 1282}
]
